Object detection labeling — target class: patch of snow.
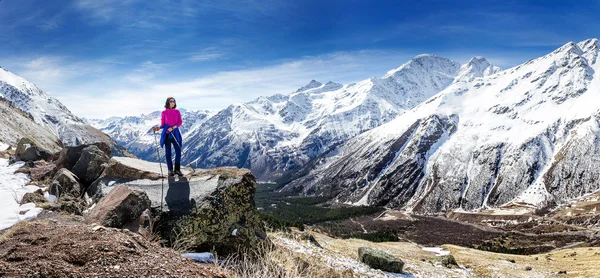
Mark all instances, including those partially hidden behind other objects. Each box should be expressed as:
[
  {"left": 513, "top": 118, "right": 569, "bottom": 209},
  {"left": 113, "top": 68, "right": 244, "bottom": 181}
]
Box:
[
  {"left": 0, "top": 158, "right": 43, "bottom": 230},
  {"left": 422, "top": 247, "right": 451, "bottom": 256},
  {"left": 182, "top": 252, "right": 215, "bottom": 263},
  {"left": 44, "top": 192, "right": 57, "bottom": 202}
]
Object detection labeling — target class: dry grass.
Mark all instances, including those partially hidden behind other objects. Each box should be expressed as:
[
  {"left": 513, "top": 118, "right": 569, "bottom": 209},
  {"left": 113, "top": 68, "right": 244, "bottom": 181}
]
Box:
[
  {"left": 217, "top": 238, "right": 353, "bottom": 278},
  {"left": 139, "top": 216, "right": 162, "bottom": 245},
  {"left": 0, "top": 221, "right": 33, "bottom": 242},
  {"left": 445, "top": 244, "right": 600, "bottom": 277}
]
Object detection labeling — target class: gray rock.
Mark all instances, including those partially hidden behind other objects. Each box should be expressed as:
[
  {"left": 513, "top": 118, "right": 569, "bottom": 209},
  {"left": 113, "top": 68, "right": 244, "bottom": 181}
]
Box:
[
  {"left": 72, "top": 145, "right": 109, "bottom": 184},
  {"left": 85, "top": 186, "right": 151, "bottom": 228},
  {"left": 358, "top": 247, "right": 404, "bottom": 273},
  {"left": 55, "top": 142, "right": 112, "bottom": 170},
  {"left": 92, "top": 156, "right": 267, "bottom": 255},
  {"left": 440, "top": 254, "right": 458, "bottom": 268},
  {"left": 15, "top": 137, "right": 53, "bottom": 162},
  {"left": 51, "top": 168, "right": 81, "bottom": 198}
]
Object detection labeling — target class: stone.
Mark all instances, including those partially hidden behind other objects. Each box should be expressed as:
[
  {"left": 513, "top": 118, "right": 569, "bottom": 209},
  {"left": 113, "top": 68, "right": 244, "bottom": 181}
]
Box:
[
  {"left": 29, "top": 164, "right": 57, "bottom": 182},
  {"left": 15, "top": 138, "right": 53, "bottom": 162},
  {"left": 37, "top": 195, "right": 87, "bottom": 215},
  {"left": 72, "top": 145, "right": 109, "bottom": 184},
  {"left": 55, "top": 142, "right": 112, "bottom": 170},
  {"left": 440, "top": 254, "right": 458, "bottom": 268},
  {"left": 51, "top": 169, "right": 82, "bottom": 198},
  {"left": 91, "top": 156, "right": 267, "bottom": 255},
  {"left": 358, "top": 247, "right": 404, "bottom": 273},
  {"left": 85, "top": 186, "right": 151, "bottom": 228},
  {"left": 86, "top": 156, "right": 192, "bottom": 200},
  {"left": 20, "top": 189, "right": 47, "bottom": 205}
]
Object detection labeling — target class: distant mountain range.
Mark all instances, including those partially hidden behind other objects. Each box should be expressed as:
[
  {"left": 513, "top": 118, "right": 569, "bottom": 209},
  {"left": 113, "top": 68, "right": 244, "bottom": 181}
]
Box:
[{"left": 282, "top": 38, "right": 600, "bottom": 213}]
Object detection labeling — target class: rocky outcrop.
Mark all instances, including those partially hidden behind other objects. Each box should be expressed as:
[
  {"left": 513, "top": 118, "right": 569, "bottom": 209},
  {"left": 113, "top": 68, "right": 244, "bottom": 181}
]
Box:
[
  {"left": 55, "top": 142, "right": 112, "bottom": 170},
  {"left": 15, "top": 137, "right": 54, "bottom": 162},
  {"left": 90, "top": 156, "right": 267, "bottom": 255},
  {"left": 50, "top": 169, "right": 82, "bottom": 198},
  {"left": 85, "top": 186, "right": 151, "bottom": 229},
  {"left": 71, "top": 145, "right": 109, "bottom": 184},
  {"left": 358, "top": 247, "right": 404, "bottom": 273}
]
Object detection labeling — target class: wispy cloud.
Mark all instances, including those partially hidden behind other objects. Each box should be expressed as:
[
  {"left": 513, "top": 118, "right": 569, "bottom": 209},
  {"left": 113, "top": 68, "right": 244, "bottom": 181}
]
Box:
[
  {"left": 38, "top": 50, "right": 416, "bottom": 118},
  {"left": 189, "top": 48, "right": 227, "bottom": 62}
]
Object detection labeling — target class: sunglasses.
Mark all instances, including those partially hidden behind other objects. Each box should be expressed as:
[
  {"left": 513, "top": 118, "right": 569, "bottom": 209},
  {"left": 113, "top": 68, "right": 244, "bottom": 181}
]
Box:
[{"left": 169, "top": 100, "right": 176, "bottom": 103}]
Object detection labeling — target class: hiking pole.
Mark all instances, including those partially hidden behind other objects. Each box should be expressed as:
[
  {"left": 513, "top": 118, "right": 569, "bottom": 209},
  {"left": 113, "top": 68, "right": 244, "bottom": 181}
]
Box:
[
  {"left": 153, "top": 128, "right": 165, "bottom": 213},
  {"left": 152, "top": 128, "right": 165, "bottom": 178}
]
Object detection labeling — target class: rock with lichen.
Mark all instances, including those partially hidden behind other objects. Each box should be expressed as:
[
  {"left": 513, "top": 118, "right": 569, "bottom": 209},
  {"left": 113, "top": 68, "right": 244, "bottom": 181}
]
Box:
[{"left": 91, "top": 156, "right": 268, "bottom": 255}]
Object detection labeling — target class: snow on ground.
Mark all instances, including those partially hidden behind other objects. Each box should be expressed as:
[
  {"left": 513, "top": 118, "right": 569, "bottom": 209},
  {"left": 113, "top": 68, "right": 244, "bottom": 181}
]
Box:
[
  {"left": 0, "top": 141, "right": 8, "bottom": 151},
  {"left": 422, "top": 247, "right": 451, "bottom": 256},
  {"left": 0, "top": 158, "right": 43, "bottom": 231},
  {"left": 182, "top": 252, "right": 215, "bottom": 263}
]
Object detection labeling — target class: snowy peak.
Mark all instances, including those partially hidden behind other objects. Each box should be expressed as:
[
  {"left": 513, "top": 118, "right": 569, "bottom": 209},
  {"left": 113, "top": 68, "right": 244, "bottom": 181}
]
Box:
[
  {"left": 0, "top": 67, "right": 45, "bottom": 98},
  {"left": 455, "top": 56, "right": 501, "bottom": 82},
  {"left": 577, "top": 38, "right": 600, "bottom": 52},
  {"left": 552, "top": 41, "right": 583, "bottom": 56},
  {"left": 383, "top": 54, "right": 461, "bottom": 79},
  {"left": 296, "top": 80, "right": 323, "bottom": 93}
]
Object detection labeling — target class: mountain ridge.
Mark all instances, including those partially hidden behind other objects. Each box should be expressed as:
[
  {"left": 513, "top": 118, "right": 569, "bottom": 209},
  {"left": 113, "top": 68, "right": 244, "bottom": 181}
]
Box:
[{"left": 281, "top": 38, "right": 600, "bottom": 214}]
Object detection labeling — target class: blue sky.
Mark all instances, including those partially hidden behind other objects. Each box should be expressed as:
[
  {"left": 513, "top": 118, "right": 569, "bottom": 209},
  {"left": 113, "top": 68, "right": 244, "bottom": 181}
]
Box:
[{"left": 1, "top": 0, "right": 599, "bottom": 118}]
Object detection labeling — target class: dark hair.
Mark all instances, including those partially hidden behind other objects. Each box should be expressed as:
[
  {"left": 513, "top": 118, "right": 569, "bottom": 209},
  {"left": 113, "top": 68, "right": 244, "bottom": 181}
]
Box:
[{"left": 164, "top": 97, "right": 177, "bottom": 109}]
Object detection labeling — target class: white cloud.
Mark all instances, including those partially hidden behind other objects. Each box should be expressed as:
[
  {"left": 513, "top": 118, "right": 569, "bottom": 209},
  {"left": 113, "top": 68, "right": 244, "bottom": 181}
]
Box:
[
  {"left": 43, "top": 50, "right": 416, "bottom": 118},
  {"left": 189, "top": 48, "right": 226, "bottom": 62}
]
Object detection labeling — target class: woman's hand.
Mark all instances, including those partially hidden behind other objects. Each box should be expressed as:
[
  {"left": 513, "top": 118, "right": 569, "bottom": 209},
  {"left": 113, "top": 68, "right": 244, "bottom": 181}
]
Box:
[
  {"left": 168, "top": 127, "right": 173, "bottom": 133},
  {"left": 153, "top": 126, "right": 160, "bottom": 132}
]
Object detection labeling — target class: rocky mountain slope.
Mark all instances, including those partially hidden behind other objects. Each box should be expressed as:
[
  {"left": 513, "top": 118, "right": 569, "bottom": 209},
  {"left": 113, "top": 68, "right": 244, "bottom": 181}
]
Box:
[
  {"left": 283, "top": 39, "right": 600, "bottom": 214},
  {"left": 183, "top": 56, "right": 471, "bottom": 180},
  {"left": 0, "top": 96, "right": 61, "bottom": 152},
  {"left": 0, "top": 66, "right": 126, "bottom": 154}
]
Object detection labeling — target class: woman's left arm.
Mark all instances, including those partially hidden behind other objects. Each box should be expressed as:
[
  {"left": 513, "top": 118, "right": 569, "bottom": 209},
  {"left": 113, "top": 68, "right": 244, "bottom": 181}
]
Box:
[{"left": 176, "top": 110, "right": 183, "bottom": 128}]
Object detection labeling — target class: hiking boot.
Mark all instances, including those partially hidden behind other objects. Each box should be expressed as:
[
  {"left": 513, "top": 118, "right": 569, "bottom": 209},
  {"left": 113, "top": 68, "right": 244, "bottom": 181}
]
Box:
[
  {"left": 168, "top": 171, "right": 175, "bottom": 177},
  {"left": 174, "top": 170, "right": 184, "bottom": 176}
]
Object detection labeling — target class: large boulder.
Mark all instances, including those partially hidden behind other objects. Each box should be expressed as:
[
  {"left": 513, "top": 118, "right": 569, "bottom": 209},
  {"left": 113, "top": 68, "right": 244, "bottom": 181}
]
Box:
[
  {"left": 71, "top": 145, "right": 109, "bottom": 184},
  {"left": 92, "top": 156, "right": 267, "bottom": 255},
  {"left": 50, "top": 168, "right": 82, "bottom": 198},
  {"left": 87, "top": 156, "right": 192, "bottom": 200},
  {"left": 358, "top": 247, "right": 404, "bottom": 273},
  {"left": 55, "top": 142, "right": 111, "bottom": 170},
  {"left": 15, "top": 138, "right": 53, "bottom": 162},
  {"left": 85, "top": 186, "right": 151, "bottom": 228}
]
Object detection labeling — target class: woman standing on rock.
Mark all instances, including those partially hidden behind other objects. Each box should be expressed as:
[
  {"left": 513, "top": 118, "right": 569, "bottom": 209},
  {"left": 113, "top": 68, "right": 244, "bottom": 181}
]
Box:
[{"left": 153, "top": 97, "right": 183, "bottom": 177}]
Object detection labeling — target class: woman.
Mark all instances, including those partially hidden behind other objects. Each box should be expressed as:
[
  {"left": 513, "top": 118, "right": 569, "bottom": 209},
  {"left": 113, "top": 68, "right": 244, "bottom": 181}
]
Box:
[{"left": 154, "top": 97, "right": 183, "bottom": 177}]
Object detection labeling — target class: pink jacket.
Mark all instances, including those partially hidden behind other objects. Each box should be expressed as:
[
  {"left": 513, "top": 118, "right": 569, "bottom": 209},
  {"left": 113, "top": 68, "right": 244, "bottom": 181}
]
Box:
[{"left": 161, "top": 109, "right": 182, "bottom": 129}]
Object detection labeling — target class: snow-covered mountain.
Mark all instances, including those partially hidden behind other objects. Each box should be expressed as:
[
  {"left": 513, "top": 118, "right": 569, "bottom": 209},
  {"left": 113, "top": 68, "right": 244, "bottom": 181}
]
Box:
[
  {"left": 0, "top": 96, "right": 61, "bottom": 152},
  {"left": 85, "top": 109, "right": 214, "bottom": 160},
  {"left": 282, "top": 38, "right": 600, "bottom": 214},
  {"left": 178, "top": 55, "right": 482, "bottom": 180},
  {"left": 0, "top": 66, "right": 128, "bottom": 155}
]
